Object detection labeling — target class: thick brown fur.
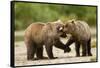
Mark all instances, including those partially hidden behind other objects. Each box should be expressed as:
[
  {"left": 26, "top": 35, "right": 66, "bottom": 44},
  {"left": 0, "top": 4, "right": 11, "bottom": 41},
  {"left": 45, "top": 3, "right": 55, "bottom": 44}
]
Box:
[
  {"left": 24, "top": 21, "right": 70, "bottom": 60},
  {"left": 64, "top": 20, "right": 92, "bottom": 57}
]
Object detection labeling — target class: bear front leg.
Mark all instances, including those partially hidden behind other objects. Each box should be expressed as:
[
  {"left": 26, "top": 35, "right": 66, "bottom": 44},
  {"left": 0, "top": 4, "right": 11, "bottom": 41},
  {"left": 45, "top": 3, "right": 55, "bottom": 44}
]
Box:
[
  {"left": 36, "top": 46, "right": 43, "bottom": 59},
  {"left": 54, "top": 39, "right": 71, "bottom": 52},
  {"left": 75, "top": 42, "right": 80, "bottom": 57},
  {"left": 64, "top": 36, "right": 74, "bottom": 53},
  {"left": 45, "top": 45, "right": 57, "bottom": 59},
  {"left": 36, "top": 46, "right": 48, "bottom": 59}
]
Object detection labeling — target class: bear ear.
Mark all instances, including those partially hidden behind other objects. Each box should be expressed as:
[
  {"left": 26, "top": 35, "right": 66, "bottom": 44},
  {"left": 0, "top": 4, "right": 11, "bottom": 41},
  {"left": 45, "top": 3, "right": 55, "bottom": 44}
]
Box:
[
  {"left": 71, "top": 20, "right": 74, "bottom": 23},
  {"left": 70, "top": 19, "right": 76, "bottom": 24},
  {"left": 71, "top": 20, "right": 75, "bottom": 25}
]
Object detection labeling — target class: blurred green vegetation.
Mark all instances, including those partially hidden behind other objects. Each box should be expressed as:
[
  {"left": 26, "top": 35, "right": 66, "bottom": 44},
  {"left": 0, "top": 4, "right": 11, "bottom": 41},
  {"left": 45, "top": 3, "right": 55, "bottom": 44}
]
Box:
[
  {"left": 91, "top": 40, "right": 96, "bottom": 48},
  {"left": 15, "top": 35, "right": 24, "bottom": 41},
  {"left": 14, "top": 2, "right": 97, "bottom": 30}
]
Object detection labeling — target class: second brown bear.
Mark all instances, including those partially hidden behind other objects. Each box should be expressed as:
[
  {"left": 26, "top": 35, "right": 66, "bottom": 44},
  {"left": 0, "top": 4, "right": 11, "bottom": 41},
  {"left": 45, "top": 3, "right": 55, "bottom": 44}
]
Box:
[{"left": 64, "top": 20, "right": 92, "bottom": 57}]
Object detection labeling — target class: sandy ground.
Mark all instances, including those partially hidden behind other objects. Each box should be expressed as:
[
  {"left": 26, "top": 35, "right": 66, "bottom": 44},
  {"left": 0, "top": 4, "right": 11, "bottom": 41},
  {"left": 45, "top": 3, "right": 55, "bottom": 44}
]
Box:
[{"left": 15, "top": 38, "right": 97, "bottom": 66}]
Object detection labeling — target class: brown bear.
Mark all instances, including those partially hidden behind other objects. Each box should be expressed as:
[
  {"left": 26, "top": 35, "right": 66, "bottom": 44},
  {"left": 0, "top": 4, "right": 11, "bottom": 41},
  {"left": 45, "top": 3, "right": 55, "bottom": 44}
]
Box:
[
  {"left": 64, "top": 19, "right": 92, "bottom": 57},
  {"left": 24, "top": 20, "right": 70, "bottom": 60}
]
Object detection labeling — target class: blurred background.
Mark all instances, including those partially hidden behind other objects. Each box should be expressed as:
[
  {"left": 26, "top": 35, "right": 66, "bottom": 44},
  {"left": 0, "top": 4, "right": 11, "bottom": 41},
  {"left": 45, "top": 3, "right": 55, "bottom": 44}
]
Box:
[{"left": 14, "top": 2, "right": 97, "bottom": 30}]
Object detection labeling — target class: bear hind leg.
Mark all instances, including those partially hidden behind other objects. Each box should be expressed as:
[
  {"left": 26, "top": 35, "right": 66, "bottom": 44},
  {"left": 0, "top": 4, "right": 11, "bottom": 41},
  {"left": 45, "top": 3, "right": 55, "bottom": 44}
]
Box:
[
  {"left": 87, "top": 39, "right": 92, "bottom": 56},
  {"left": 26, "top": 42, "right": 36, "bottom": 60},
  {"left": 45, "top": 45, "right": 57, "bottom": 59},
  {"left": 75, "top": 42, "right": 80, "bottom": 57},
  {"left": 36, "top": 46, "right": 47, "bottom": 59}
]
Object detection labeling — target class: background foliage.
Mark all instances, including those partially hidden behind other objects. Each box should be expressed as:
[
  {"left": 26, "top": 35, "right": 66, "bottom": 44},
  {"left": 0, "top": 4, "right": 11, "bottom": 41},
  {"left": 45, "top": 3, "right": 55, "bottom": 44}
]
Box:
[{"left": 14, "top": 2, "right": 97, "bottom": 30}]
